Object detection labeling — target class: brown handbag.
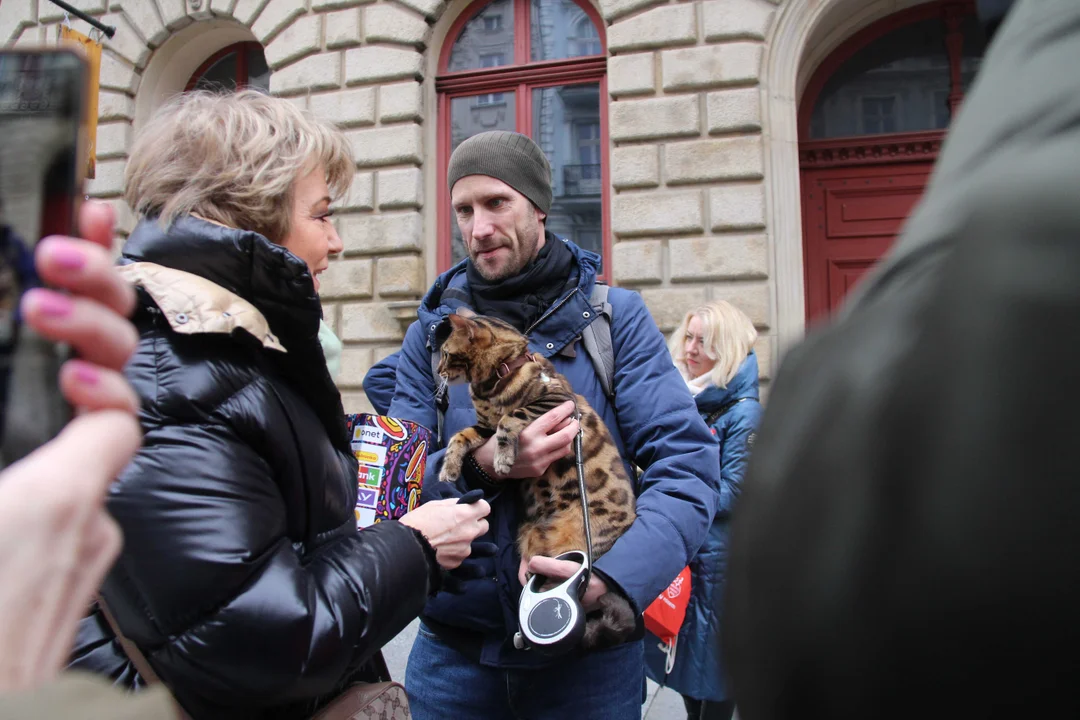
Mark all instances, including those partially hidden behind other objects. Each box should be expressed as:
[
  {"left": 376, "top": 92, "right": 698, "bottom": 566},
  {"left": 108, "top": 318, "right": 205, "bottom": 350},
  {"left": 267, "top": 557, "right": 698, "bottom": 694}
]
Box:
[{"left": 95, "top": 596, "right": 410, "bottom": 720}]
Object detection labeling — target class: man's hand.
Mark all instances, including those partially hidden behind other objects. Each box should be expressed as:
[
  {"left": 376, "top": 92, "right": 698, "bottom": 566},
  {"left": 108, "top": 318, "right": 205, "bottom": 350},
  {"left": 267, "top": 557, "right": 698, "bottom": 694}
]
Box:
[
  {"left": 471, "top": 401, "right": 579, "bottom": 479},
  {"left": 518, "top": 555, "right": 610, "bottom": 612}
]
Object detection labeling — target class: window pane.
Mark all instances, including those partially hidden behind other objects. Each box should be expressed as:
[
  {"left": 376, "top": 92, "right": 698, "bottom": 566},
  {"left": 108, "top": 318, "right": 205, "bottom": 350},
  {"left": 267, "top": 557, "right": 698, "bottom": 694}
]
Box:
[
  {"left": 532, "top": 83, "right": 603, "bottom": 263},
  {"left": 810, "top": 18, "right": 952, "bottom": 139},
  {"left": 531, "top": 0, "right": 602, "bottom": 62},
  {"left": 448, "top": 0, "right": 515, "bottom": 73},
  {"left": 959, "top": 13, "right": 988, "bottom": 94},
  {"left": 191, "top": 45, "right": 271, "bottom": 93},
  {"left": 192, "top": 51, "right": 239, "bottom": 92},
  {"left": 448, "top": 91, "right": 517, "bottom": 265},
  {"left": 246, "top": 46, "right": 271, "bottom": 93}
]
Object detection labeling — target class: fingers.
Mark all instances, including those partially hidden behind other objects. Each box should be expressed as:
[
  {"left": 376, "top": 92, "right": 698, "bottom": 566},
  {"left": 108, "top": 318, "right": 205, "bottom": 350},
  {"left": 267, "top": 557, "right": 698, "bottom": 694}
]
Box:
[
  {"left": 59, "top": 359, "right": 139, "bottom": 414},
  {"left": 77, "top": 201, "right": 116, "bottom": 251},
  {"left": 21, "top": 289, "right": 139, "bottom": 370},
  {"left": 548, "top": 418, "right": 580, "bottom": 447},
  {"left": 35, "top": 237, "right": 136, "bottom": 318},
  {"left": 531, "top": 401, "right": 576, "bottom": 434},
  {"left": 581, "top": 575, "right": 609, "bottom": 610},
  {"left": 457, "top": 497, "right": 491, "bottom": 525},
  {"left": 527, "top": 556, "right": 579, "bottom": 581},
  {"left": 531, "top": 418, "right": 579, "bottom": 466},
  {"left": 518, "top": 556, "right": 529, "bottom": 587},
  {"left": 26, "top": 411, "right": 142, "bottom": 500}
]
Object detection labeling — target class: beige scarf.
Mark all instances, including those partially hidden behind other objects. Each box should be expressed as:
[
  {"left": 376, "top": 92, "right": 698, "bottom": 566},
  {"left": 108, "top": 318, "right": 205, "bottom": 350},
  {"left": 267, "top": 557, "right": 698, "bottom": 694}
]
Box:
[{"left": 677, "top": 363, "right": 713, "bottom": 397}]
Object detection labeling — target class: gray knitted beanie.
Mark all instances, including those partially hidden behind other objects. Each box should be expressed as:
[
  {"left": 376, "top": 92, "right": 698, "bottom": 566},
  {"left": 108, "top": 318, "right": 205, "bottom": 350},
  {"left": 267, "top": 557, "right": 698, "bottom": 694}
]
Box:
[{"left": 447, "top": 131, "right": 553, "bottom": 213}]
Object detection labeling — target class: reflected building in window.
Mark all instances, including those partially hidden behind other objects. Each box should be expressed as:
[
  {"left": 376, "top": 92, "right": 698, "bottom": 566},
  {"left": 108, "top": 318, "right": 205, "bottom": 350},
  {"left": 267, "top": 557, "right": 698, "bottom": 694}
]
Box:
[
  {"left": 533, "top": 83, "right": 601, "bottom": 254},
  {"left": 447, "top": 0, "right": 514, "bottom": 73},
  {"left": 809, "top": 16, "right": 984, "bottom": 139}
]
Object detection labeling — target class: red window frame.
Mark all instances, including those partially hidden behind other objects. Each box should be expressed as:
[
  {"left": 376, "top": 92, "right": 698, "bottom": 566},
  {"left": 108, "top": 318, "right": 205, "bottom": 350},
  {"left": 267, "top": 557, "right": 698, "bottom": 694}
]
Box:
[
  {"left": 184, "top": 41, "right": 265, "bottom": 93},
  {"left": 435, "top": 0, "right": 610, "bottom": 278}
]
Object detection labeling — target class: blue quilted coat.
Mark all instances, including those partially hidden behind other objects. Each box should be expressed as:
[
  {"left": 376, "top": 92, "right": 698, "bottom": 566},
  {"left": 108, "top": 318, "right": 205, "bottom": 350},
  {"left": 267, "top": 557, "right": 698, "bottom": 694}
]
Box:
[
  {"left": 644, "top": 352, "right": 762, "bottom": 701},
  {"left": 381, "top": 239, "right": 721, "bottom": 669}
]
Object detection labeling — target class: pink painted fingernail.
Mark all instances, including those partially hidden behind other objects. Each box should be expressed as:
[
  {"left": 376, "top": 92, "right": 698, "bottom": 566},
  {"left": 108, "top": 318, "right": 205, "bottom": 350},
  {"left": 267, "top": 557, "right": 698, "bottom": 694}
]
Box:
[
  {"left": 72, "top": 361, "right": 100, "bottom": 385},
  {"left": 50, "top": 243, "right": 86, "bottom": 271},
  {"left": 31, "top": 290, "right": 75, "bottom": 317}
]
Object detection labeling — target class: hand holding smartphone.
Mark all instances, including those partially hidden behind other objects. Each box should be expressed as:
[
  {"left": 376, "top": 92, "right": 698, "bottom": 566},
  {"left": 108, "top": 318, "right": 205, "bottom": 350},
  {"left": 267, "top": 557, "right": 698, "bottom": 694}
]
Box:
[{"left": 0, "top": 48, "right": 88, "bottom": 467}]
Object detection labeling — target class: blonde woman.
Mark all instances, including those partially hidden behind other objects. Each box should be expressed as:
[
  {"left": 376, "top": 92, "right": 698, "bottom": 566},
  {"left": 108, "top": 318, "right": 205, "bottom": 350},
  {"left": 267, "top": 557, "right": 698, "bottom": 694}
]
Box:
[
  {"left": 66, "top": 91, "right": 491, "bottom": 719},
  {"left": 644, "top": 301, "right": 762, "bottom": 720}
]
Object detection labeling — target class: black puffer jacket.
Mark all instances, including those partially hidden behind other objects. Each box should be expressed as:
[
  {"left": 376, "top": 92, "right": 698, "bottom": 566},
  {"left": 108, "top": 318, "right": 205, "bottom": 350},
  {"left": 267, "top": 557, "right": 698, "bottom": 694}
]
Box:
[{"left": 68, "top": 216, "right": 437, "bottom": 719}]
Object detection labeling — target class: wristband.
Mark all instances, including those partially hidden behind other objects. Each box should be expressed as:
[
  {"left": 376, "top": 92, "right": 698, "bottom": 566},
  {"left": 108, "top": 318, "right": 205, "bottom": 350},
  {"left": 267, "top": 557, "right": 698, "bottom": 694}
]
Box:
[{"left": 465, "top": 453, "right": 501, "bottom": 492}]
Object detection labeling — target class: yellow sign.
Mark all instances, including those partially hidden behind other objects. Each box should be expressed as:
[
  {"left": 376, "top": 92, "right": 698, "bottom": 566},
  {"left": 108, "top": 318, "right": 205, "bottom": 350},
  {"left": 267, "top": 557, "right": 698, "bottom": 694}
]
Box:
[{"left": 59, "top": 26, "right": 101, "bottom": 179}]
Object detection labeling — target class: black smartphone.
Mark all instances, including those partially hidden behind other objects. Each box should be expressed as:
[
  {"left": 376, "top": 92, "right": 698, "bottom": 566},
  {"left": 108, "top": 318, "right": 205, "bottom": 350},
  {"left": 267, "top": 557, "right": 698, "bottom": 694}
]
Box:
[{"left": 0, "top": 48, "right": 89, "bottom": 468}]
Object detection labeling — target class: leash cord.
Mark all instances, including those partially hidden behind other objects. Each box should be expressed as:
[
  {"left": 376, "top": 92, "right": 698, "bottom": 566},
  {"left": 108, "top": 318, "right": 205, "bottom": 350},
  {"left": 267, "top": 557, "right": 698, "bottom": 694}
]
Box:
[{"left": 573, "top": 402, "right": 593, "bottom": 579}]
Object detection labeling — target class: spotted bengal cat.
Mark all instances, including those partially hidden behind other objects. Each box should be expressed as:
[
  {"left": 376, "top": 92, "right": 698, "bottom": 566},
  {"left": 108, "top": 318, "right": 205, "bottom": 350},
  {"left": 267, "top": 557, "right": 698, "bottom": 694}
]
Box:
[{"left": 436, "top": 308, "right": 637, "bottom": 650}]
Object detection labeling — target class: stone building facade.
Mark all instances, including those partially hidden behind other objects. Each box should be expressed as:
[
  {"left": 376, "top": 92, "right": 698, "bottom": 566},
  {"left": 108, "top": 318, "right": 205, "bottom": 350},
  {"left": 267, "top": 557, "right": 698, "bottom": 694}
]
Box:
[{"left": 1, "top": 0, "right": 980, "bottom": 412}]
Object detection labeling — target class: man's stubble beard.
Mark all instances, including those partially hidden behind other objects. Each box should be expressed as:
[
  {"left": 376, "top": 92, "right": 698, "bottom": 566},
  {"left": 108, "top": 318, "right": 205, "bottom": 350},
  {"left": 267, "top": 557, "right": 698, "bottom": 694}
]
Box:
[{"left": 472, "top": 212, "right": 544, "bottom": 283}]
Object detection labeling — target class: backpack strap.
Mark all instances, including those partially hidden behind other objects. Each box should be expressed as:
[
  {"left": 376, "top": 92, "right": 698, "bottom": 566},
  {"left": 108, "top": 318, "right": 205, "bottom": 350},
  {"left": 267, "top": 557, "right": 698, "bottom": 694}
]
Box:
[
  {"left": 581, "top": 283, "right": 615, "bottom": 405},
  {"left": 431, "top": 349, "right": 448, "bottom": 448},
  {"left": 580, "top": 284, "right": 639, "bottom": 481},
  {"left": 96, "top": 595, "right": 193, "bottom": 719}
]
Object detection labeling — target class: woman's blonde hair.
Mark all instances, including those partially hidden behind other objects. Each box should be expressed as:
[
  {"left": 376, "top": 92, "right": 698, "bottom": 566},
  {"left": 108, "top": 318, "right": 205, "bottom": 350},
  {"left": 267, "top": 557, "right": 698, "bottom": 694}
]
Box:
[
  {"left": 125, "top": 89, "right": 354, "bottom": 243},
  {"left": 668, "top": 301, "right": 757, "bottom": 388}
]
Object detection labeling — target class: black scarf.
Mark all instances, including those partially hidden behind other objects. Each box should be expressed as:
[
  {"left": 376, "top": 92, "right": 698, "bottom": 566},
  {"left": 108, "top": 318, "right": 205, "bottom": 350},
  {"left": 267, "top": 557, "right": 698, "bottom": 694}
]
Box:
[{"left": 467, "top": 231, "right": 578, "bottom": 332}]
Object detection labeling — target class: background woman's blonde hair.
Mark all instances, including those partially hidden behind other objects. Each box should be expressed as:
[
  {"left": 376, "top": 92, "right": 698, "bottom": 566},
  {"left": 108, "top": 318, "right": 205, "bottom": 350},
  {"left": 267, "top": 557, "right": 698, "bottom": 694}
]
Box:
[
  {"left": 668, "top": 301, "right": 757, "bottom": 388},
  {"left": 125, "top": 89, "right": 354, "bottom": 244}
]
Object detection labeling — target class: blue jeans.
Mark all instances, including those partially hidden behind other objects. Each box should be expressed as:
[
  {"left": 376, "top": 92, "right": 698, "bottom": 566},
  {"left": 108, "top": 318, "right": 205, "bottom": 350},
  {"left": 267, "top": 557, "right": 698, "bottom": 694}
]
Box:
[{"left": 405, "top": 623, "right": 646, "bottom": 720}]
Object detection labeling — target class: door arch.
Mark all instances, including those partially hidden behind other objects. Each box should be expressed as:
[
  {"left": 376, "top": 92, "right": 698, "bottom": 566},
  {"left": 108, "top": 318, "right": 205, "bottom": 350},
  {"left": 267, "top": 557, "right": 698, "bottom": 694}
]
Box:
[{"left": 799, "top": 0, "right": 985, "bottom": 323}]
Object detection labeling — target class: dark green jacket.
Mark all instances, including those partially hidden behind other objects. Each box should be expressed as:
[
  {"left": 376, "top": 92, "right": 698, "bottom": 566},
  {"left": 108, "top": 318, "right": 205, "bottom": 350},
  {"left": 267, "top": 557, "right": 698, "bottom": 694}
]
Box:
[{"left": 726, "top": 2, "right": 1080, "bottom": 718}]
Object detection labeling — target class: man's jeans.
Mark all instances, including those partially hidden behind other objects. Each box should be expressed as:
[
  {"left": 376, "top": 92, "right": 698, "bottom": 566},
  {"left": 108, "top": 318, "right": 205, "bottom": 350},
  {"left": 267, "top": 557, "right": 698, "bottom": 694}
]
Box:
[{"left": 405, "top": 622, "right": 646, "bottom": 720}]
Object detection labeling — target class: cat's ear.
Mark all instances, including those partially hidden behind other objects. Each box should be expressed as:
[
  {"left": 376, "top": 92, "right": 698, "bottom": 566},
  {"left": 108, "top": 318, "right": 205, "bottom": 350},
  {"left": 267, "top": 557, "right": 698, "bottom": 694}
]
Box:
[{"left": 448, "top": 312, "right": 476, "bottom": 339}]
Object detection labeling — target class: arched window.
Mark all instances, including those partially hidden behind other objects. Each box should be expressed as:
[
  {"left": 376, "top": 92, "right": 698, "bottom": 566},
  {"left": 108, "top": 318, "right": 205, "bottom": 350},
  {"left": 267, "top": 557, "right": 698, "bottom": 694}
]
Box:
[
  {"left": 803, "top": 3, "right": 986, "bottom": 139},
  {"left": 437, "top": 0, "right": 608, "bottom": 274},
  {"left": 185, "top": 41, "right": 270, "bottom": 94}
]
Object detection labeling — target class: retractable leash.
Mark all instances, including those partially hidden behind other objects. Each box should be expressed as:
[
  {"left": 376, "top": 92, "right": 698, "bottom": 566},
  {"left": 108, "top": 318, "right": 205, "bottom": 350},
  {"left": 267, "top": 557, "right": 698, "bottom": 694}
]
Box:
[{"left": 513, "top": 405, "right": 593, "bottom": 654}]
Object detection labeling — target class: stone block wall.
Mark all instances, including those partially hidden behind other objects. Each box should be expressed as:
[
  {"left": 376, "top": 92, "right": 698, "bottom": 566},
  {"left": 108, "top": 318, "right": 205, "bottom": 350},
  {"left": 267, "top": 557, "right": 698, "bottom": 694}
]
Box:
[
  {"left": 1, "top": 0, "right": 437, "bottom": 414},
  {"left": 262, "top": 0, "right": 432, "bottom": 414},
  {"left": 1, "top": 0, "right": 790, "bottom": 405},
  {"left": 601, "top": 0, "right": 779, "bottom": 384}
]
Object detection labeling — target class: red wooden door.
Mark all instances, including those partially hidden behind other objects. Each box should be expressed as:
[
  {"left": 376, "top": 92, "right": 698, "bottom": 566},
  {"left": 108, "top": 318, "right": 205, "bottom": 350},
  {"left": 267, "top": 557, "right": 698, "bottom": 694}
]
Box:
[
  {"left": 801, "top": 162, "right": 933, "bottom": 321},
  {"left": 796, "top": 1, "right": 985, "bottom": 323}
]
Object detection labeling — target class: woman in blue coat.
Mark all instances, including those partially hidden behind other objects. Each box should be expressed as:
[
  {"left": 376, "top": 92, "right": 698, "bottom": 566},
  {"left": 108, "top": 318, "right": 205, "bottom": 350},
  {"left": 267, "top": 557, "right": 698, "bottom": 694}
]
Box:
[{"left": 645, "top": 301, "right": 762, "bottom": 720}]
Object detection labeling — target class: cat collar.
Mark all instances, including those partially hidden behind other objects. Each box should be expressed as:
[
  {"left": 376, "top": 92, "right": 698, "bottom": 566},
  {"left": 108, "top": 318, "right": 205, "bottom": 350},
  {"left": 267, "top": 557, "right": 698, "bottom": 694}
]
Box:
[{"left": 496, "top": 352, "right": 536, "bottom": 380}]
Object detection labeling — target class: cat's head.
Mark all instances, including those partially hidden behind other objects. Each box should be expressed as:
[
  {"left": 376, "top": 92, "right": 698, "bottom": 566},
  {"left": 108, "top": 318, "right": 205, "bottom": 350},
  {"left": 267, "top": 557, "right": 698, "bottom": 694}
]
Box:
[{"left": 437, "top": 308, "right": 530, "bottom": 385}]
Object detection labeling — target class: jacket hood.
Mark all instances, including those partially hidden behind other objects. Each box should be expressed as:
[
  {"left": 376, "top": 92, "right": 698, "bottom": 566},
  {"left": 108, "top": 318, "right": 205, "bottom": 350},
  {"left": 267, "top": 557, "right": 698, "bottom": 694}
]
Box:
[
  {"left": 417, "top": 236, "right": 602, "bottom": 353},
  {"left": 122, "top": 215, "right": 319, "bottom": 311},
  {"left": 696, "top": 351, "right": 760, "bottom": 413},
  {"left": 120, "top": 214, "right": 347, "bottom": 449}
]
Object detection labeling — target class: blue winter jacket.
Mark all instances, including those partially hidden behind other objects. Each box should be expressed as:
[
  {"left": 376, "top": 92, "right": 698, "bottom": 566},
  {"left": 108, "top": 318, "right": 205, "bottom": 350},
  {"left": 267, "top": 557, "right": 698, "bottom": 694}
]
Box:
[
  {"left": 362, "top": 352, "right": 398, "bottom": 415},
  {"left": 382, "top": 239, "right": 721, "bottom": 669},
  {"left": 644, "top": 353, "right": 762, "bottom": 701}
]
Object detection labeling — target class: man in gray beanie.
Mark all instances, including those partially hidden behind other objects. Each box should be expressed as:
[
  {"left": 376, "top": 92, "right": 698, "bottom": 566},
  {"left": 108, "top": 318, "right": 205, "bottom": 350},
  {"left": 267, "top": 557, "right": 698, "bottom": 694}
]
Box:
[
  {"left": 446, "top": 130, "right": 558, "bottom": 288},
  {"left": 366, "top": 131, "right": 720, "bottom": 720}
]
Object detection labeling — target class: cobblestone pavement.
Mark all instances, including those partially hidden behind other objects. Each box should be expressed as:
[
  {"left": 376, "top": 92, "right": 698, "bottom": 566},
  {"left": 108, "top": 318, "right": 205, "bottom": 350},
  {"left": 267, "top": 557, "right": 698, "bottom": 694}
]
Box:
[{"left": 382, "top": 620, "right": 694, "bottom": 719}]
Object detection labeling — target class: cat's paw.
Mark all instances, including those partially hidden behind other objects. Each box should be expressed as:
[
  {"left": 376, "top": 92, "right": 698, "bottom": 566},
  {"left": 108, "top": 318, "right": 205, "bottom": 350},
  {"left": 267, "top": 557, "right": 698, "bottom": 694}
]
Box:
[
  {"left": 439, "top": 450, "right": 464, "bottom": 482},
  {"left": 492, "top": 432, "right": 517, "bottom": 476},
  {"left": 582, "top": 594, "right": 637, "bottom": 651},
  {"left": 492, "top": 447, "right": 514, "bottom": 477}
]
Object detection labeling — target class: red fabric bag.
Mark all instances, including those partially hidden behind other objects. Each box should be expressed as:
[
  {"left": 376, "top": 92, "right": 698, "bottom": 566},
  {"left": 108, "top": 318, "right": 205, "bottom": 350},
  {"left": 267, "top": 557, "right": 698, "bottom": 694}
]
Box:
[{"left": 644, "top": 566, "right": 691, "bottom": 672}]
